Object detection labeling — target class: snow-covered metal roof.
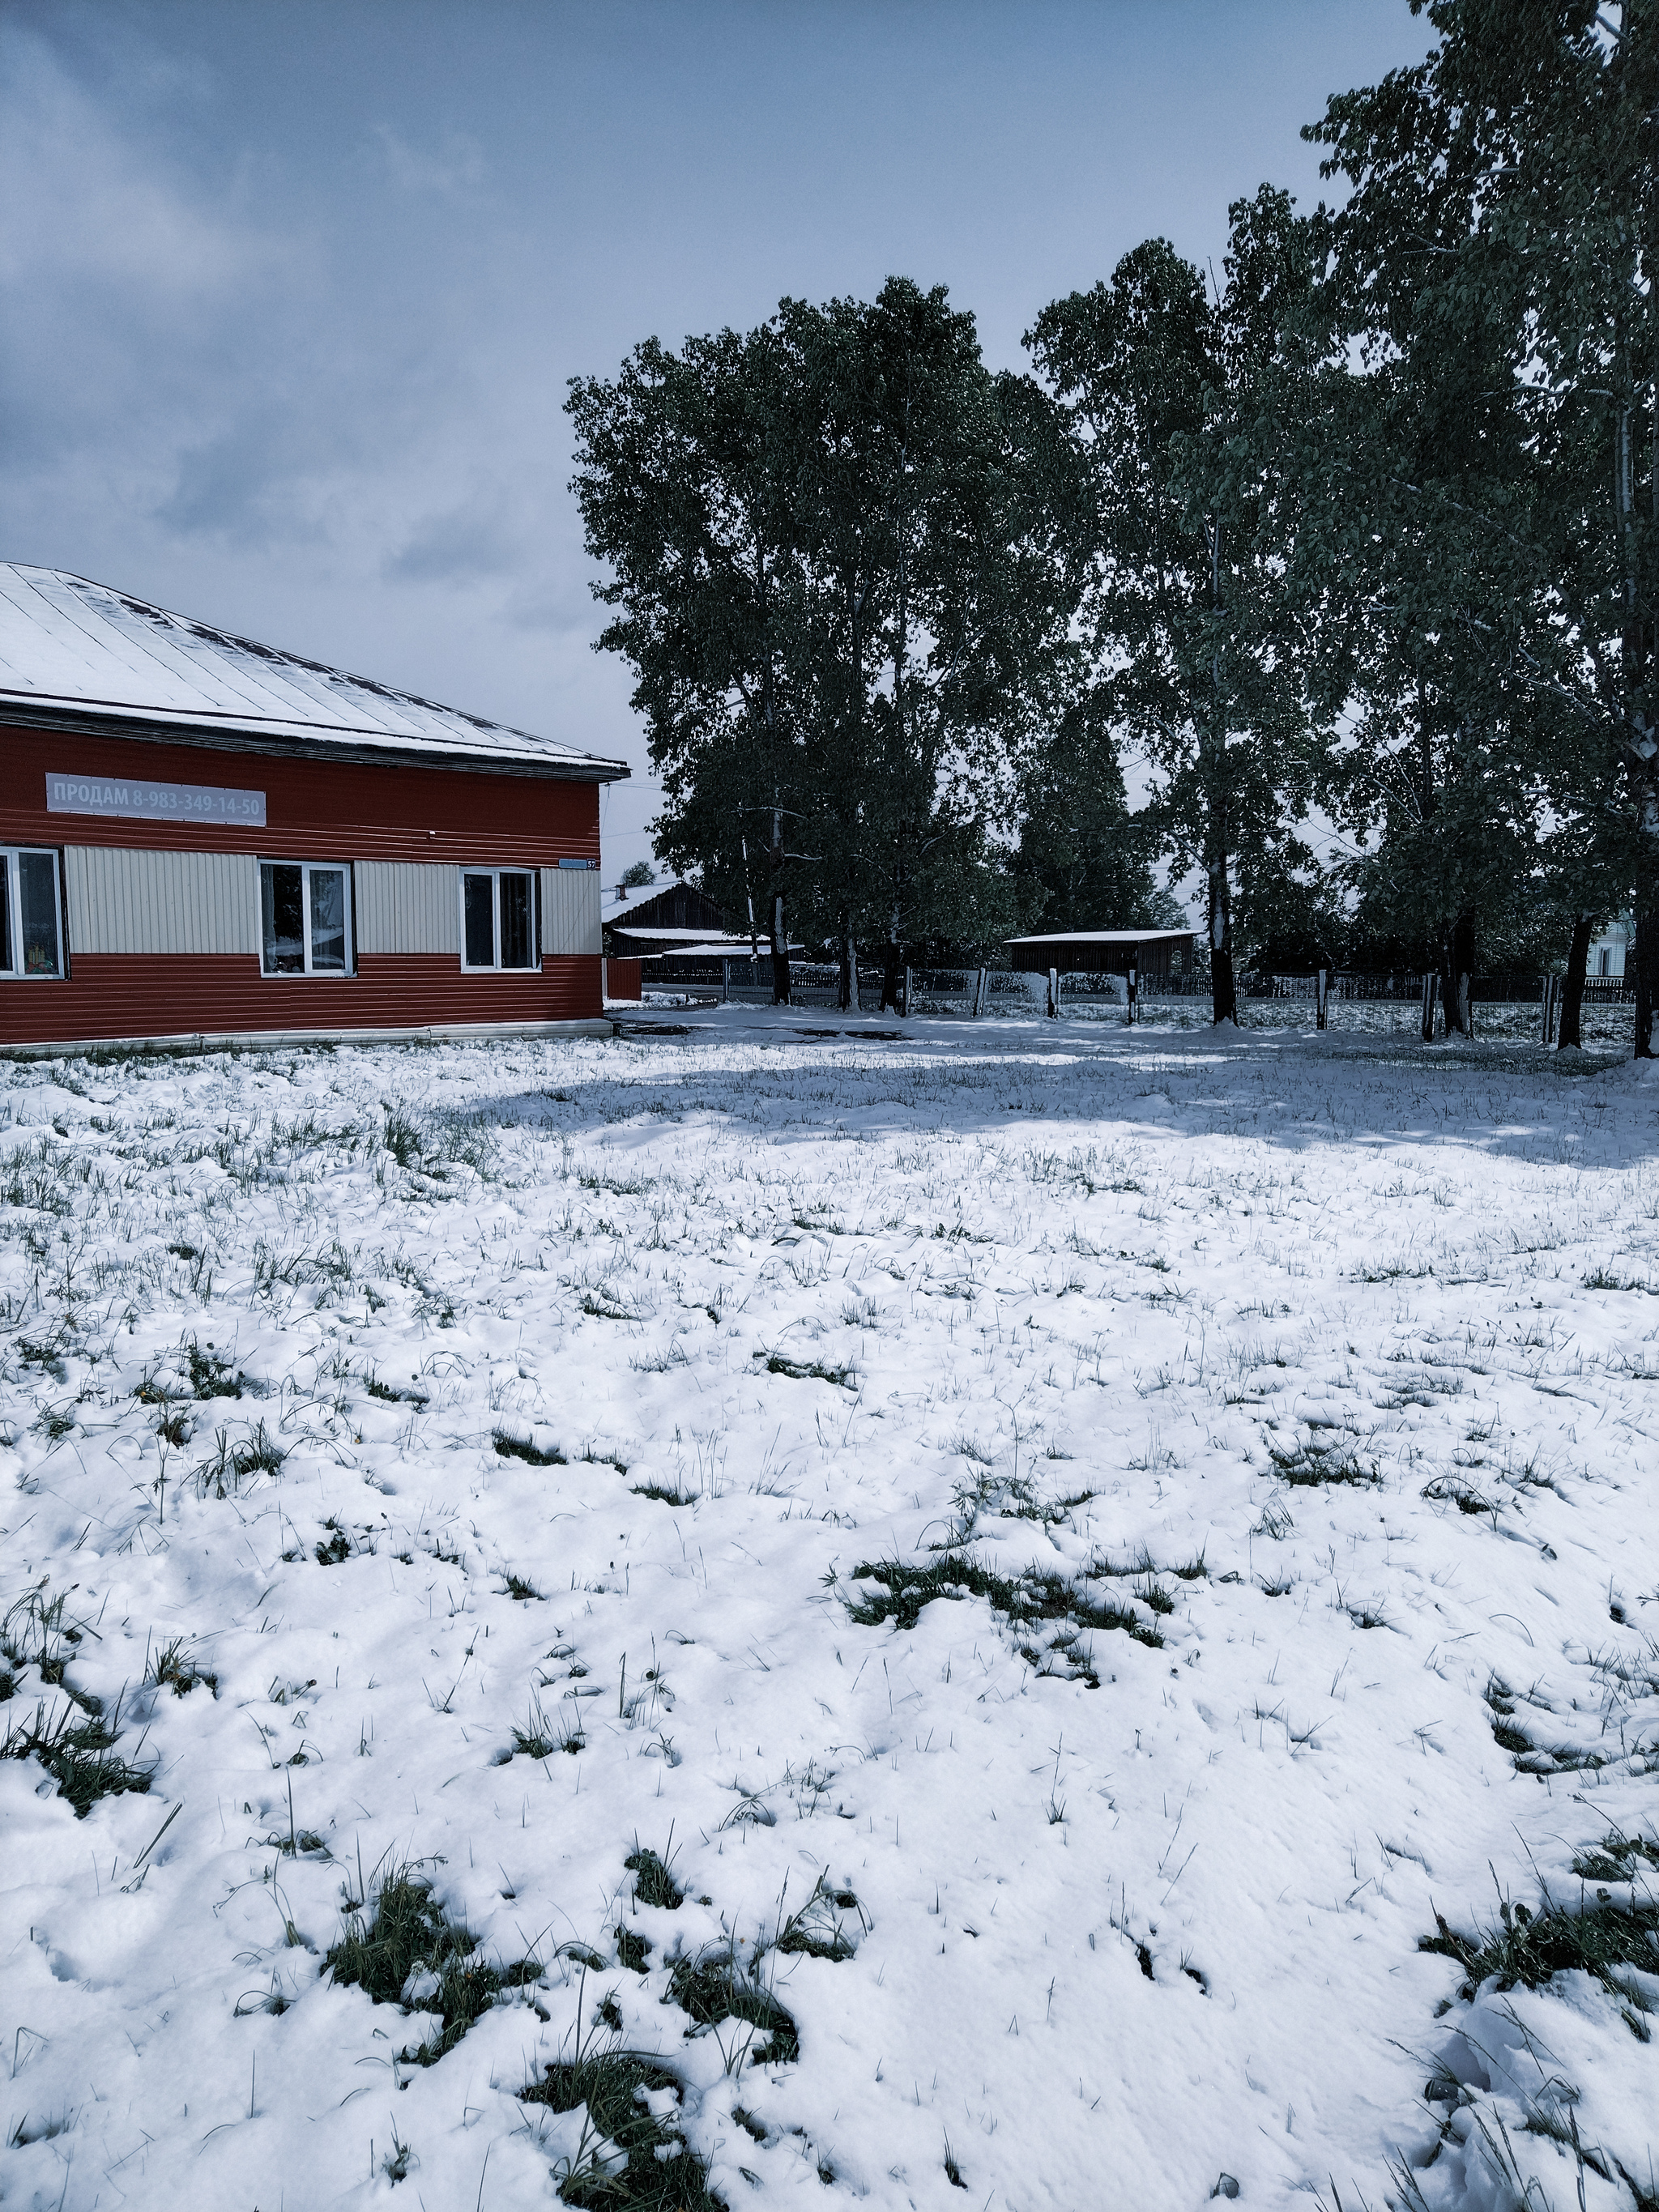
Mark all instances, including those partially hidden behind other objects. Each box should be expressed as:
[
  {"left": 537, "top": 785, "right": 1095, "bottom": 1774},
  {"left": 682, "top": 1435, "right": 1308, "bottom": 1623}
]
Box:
[
  {"left": 1004, "top": 929, "right": 1195, "bottom": 947},
  {"left": 610, "top": 927, "right": 757, "bottom": 948},
  {"left": 0, "top": 564, "right": 629, "bottom": 782},
  {"left": 638, "top": 940, "right": 763, "bottom": 959}
]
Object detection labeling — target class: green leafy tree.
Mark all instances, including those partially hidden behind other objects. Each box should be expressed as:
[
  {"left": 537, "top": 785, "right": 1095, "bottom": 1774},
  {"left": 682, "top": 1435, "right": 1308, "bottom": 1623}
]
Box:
[
  {"left": 1027, "top": 189, "right": 1316, "bottom": 1026},
  {"left": 775, "top": 280, "right": 1075, "bottom": 1006},
  {"left": 569, "top": 282, "right": 1074, "bottom": 1011},
  {"left": 1308, "top": 0, "right": 1659, "bottom": 1054},
  {"left": 567, "top": 323, "right": 812, "bottom": 1001},
  {"left": 1012, "top": 693, "right": 1182, "bottom": 936}
]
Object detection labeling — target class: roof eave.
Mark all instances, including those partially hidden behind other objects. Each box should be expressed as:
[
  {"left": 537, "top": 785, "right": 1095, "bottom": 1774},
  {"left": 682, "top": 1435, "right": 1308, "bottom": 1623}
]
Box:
[{"left": 0, "top": 698, "right": 631, "bottom": 784}]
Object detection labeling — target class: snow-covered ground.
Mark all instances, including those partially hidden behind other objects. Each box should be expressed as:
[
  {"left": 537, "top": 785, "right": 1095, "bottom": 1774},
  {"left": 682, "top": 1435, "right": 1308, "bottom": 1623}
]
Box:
[{"left": 2, "top": 1013, "right": 1657, "bottom": 2212}]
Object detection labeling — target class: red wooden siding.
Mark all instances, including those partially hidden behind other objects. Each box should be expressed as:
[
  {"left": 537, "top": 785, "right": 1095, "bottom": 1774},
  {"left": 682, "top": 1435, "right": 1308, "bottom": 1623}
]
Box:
[
  {"left": 0, "top": 724, "right": 601, "bottom": 865},
  {"left": 2, "top": 721, "right": 608, "bottom": 1045},
  {"left": 0, "top": 955, "right": 600, "bottom": 1047}
]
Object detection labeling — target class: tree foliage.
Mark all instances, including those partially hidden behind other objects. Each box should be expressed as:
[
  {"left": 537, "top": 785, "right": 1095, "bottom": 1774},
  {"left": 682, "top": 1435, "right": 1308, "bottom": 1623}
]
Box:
[
  {"left": 567, "top": 280, "right": 1074, "bottom": 1004},
  {"left": 570, "top": 4, "right": 1659, "bottom": 1053}
]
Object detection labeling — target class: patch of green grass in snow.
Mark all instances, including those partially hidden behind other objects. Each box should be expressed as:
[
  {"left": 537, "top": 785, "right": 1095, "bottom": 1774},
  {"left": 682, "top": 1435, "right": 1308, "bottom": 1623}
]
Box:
[
  {"left": 325, "top": 1868, "right": 540, "bottom": 2064},
  {"left": 493, "top": 1430, "right": 566, "bottom": 1467},
  {"left": 846, "top": 1552, "right": 1164, "bottom": 1664},
  {"left": 668, "top": 1948, "right": 799, "bottom": 2064},
  {"left": 522, "top": 2050, "right": 721, "bottom": 2211},
  {"left": 1573, "top": 1831, "right": 1659, "bottom": 1885},
  {"left": 760, "top": 1351, "right": 856, "bottom": 1387},
  {"left": 625, "top": 1846, "right": 684, "bottom": 1911},
  {"left": 2, "top": 1694, "right": 151, "bottom": 1818},
  {"left": 1422, "top": 1890, "right": 1659, "bottom": 2039}
]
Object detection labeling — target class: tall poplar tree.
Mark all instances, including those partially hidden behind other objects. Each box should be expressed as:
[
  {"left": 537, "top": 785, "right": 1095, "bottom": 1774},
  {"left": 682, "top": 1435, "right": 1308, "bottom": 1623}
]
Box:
[
  {"left": 1309, "top": 0, "right": 1659, "bottom": 1055},
  {"left": 569, "top": 281, "right": 1073, "bottom": 1010},
  {"left": 566, "top": 325, "right": 809, "bottom": 1001},
  {"left": 1027, "top": 190, "right": 1315, "bottom": 1025}
]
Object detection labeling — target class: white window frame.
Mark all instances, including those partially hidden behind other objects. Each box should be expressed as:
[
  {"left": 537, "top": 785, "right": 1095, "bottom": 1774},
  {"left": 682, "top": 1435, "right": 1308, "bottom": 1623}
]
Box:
[
  {"left": 458, "top": 867, "right": 539, "bottom": 973},
  {"left": 0, "top": 845, "right": 66, "bottom": 980},
  {"left": 259, "top": 859, "right": 355, "bottom": 978}
]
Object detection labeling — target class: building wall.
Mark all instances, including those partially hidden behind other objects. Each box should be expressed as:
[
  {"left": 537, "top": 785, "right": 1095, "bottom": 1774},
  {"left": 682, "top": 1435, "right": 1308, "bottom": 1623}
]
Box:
[
  {"left": 539, "top": 867, "right": 603, "bottom": 957},
  {"left": 1589, "top": 930, "right": 1627, "bottom": 979},
  {"left": 355, "top": 862, "right": 459, "bottom": 957},
  {"left": 2, "top": 722, "right": 606, "bottom": 1045},
  {"left": 64, "top": 846, "right": 260, "bottom": 956}
]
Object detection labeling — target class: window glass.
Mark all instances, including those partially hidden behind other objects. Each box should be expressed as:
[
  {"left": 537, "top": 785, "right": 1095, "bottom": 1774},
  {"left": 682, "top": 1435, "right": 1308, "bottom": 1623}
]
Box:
[
  {"left": 500, "top": 871, "right": 533, "bottom": 969},
  {"left": 463, "top": 873, "right": 496, "bottom": 968},
  {"left": 0, "top": 856, "right": 10, "bottom": 973},
  {"left": 19, "top": 852, "right": 62, "bottom": 976},
  {"left": 309, "top": 867, "right": 348, "bottom": 971},
  {"left": 261, "top": 863, "right": 305, "bottom": 974}
]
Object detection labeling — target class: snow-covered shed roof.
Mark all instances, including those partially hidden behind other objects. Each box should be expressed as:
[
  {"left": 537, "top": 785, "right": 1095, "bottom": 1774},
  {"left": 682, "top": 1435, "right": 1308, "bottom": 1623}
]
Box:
[
  {"left": 1005, "top": 927, "right": 1196, "bottom": 975},
  {"left": 611, "top": 927, "right": 757, "bottom": 949},
  {"left": 0, "top": 564, "right": 629, "bottom": 782},
  {"left": 1004, "top": 930, "right": 1195, "bottom": 948}
]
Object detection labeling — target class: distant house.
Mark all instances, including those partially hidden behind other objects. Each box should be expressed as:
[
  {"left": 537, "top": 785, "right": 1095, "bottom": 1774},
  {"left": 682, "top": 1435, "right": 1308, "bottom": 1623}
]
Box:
[
  {"left": 1589, "top": 922, "right": 1629, "bottom": 979},
  {"left": 1004, "top": 927, "right": 1196, "bottom": 978},
  {"left": 603, "top": 880, "right": 753, "bottom": 962},
  {"left": 0, "top": 565, "right": 628, "bottom": 1051}
]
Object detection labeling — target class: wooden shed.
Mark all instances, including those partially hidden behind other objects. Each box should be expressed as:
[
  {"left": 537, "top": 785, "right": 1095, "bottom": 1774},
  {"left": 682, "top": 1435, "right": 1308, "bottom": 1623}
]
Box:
[
  {"left": 0, "top": 565, "right": 629, "bottom": 1051},
  {"left": 1004, "top": 928, "right": 1196, "bottom": 978}
]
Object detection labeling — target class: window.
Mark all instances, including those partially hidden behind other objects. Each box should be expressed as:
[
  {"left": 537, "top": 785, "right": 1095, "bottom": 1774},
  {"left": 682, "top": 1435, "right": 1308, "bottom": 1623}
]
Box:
[
  {"left": 260, "top": 861, "right": 352, "bottom": 975},
  {"left": 0, "top": 847, "right": 65, "bottom": 978},
  {"left": 460, "top": 869, "right": 537, "bottom": 970},
  {"left": 1598, "top": 948, "right": 1611, "bottom": 978}
]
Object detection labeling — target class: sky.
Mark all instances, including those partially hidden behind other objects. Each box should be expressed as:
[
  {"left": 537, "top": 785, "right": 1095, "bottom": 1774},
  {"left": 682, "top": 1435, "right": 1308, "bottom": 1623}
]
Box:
[{"left": 0, "top": 1, "right": 1433, "bottom": 884}]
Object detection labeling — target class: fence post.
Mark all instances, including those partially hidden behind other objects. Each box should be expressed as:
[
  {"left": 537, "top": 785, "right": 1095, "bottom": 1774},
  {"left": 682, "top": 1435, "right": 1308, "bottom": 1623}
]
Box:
[
  {"left": 1316, "top": 968, "right": 1328, "bottom": 1030},
  {"left": 1047, "top": 966, "right": 1060, "bottom": 1019},
  {"left": 1127, "top": 965, "right": 1138, "bottom": 1024},
  {"left": 1421, "top": 971, "right": 1438, "bottom": 1042}
]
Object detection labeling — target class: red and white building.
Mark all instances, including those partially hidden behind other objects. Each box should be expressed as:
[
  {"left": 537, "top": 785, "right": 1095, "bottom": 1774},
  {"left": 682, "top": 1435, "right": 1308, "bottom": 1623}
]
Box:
[{"left": 0, "top": 566, "right": 628, "bottom": 1051}]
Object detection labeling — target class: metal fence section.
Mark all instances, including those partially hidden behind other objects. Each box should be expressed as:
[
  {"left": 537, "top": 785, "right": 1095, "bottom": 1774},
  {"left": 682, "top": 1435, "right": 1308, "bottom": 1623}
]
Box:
[
  {"left": 640, "top": 958, "right": 1636, "bottom": 1034},
  {"left": 908, "top": 968, "right": 1050, "bottom": 1015},
  {"left": 644, "top": 957, "right": 889, "bottom": 1009}
]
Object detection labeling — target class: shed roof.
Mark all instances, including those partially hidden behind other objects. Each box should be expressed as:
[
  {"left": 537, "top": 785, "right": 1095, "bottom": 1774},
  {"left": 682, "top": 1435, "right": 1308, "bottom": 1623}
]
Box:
[
  {"left": 1004, "top": 930, "right": 1195, "bottom": 948},
  {"left": 0, "top": 564, "right": 629, "bottom": 782},
  {"left": 612, "top": 926, "right": 756, "bottom": 948}
]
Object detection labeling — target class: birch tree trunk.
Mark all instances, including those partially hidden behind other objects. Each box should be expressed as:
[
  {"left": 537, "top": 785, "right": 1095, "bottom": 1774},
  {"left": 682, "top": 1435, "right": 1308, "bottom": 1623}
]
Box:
[
  {"left": 768, "top": 833, "right": 791, "bottom": 1008},
  {"left": 1636, "top": 892, "right": 1658, "bottom": 1061},
  {"left": 880, "top": 908, "right": 904, "bottom": 1014},
  {"left": 1206, "top": 842, "right": 1239, "bottom": 1025}
]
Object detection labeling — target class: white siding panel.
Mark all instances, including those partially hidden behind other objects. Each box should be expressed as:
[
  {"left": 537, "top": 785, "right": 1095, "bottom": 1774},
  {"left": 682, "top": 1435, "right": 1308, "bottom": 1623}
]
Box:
[
  {"left": 539, "top": 867, "right": 601, "bottom": 957},
  {"left": 354, "top": 862, "right": 459, "bottom": 956},
  {"left": 63, "top": 846, "right": 258, "bottom": 956}
]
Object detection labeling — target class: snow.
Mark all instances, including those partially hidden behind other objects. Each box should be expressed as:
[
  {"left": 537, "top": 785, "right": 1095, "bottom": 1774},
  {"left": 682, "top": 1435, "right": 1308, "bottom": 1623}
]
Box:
[
  {"left": 0, "top": 565, "right": 626, "bottom": 778},
  {"left": 2, "top": 1014, "right": 1656, "bottom": 2212}
]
